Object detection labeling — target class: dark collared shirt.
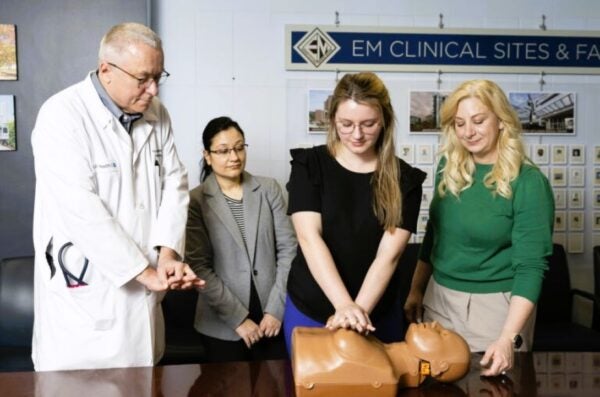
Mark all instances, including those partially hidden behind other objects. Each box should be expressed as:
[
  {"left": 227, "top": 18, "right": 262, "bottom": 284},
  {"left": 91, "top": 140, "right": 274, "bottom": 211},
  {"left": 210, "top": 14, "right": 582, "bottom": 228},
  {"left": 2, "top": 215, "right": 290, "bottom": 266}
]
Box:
[{"left": 91, "top": 71, "right": 142, "bottom": 134}]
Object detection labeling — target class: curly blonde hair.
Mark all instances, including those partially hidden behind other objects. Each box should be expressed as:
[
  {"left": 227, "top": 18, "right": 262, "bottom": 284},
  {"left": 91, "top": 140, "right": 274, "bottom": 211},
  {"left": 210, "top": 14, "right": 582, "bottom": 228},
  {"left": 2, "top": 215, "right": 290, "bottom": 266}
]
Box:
[
  {"left": 438, "top": 79, "right": 529, "bottom": 199},
  {"left": 326, "top": 72, "right": 401, "bottom": 231}
]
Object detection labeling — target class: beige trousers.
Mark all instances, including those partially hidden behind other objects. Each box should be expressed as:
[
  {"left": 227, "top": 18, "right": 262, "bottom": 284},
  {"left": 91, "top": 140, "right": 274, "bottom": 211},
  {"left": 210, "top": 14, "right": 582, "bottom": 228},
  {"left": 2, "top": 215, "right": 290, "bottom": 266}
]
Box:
[{"left": 422, "top": 278, "right": 536, "bottom": 353}]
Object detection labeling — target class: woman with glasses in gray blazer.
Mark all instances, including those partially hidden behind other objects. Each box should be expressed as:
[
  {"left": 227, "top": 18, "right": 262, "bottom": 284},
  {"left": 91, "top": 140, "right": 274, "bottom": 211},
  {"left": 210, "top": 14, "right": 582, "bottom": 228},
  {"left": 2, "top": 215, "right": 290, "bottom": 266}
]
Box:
[{"left": 185, "top": 116, "right": 297, "bottom": 362}]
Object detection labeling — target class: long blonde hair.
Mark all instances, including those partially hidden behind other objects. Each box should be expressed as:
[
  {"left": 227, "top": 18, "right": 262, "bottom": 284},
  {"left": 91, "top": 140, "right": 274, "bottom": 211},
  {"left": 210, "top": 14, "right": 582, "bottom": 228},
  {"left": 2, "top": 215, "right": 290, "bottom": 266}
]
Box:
[
  {"left": 438, "top": 79, "right": 528, "bottom": 199},
  {"left": 326, "top": 72, "right": 401, "bottom": 231}
]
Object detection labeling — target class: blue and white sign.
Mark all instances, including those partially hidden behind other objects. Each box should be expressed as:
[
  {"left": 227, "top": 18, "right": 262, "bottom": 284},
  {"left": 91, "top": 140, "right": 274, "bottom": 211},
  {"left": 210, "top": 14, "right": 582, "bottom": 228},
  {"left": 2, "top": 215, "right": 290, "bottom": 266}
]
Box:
[{"left": 286, "top": 25, "right": 600, "bottom": 74}]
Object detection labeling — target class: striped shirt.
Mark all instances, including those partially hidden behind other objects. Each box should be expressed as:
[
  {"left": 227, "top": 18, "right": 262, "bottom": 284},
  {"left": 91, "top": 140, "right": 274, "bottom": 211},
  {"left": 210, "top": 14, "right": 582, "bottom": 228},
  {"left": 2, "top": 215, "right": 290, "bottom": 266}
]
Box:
[{"left": 224, "top": 194, "right": 247, "bottom": 247}]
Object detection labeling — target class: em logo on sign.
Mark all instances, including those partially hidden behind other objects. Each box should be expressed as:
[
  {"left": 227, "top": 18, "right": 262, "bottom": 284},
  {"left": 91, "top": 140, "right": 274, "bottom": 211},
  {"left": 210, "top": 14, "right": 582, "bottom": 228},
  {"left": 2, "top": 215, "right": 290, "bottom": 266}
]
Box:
[{"left": 293, "top": 28, "right": 339, "bottom": 68}]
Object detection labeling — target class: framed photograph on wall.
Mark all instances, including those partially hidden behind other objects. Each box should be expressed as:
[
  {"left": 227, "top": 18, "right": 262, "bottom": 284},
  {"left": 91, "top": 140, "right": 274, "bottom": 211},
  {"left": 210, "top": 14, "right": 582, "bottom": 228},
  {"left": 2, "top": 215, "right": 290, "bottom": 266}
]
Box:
[
  {"left": 553, "top": 232, "right": 567, "bottom": 248},
  {"left": 416, "top": 144, "right": 434, "bottom": 164},
  {"left": 594, "top": 168, "right": 600, "bottom": 186},
  {"left": 421, "top": 166, "right": 434, "bottom": 188},
  {"left": 398, "top": 144, "right": 414, "bottom": 163},
  {"left": 409, "top": 91, "right": 449, "bottom": 134},
  {"left": 569, "top": 211, "right": 584, "bottom": 231},
  {"left": 593, "top": 212, "right": 600, "bottom": 232},
  {"left": 0, "top": 95, "right": 16, "bottom": 151},
  {"left": 551, "top": 144, "right": 567, "bottom": 164},
  {"left": 568, "top": 189, "right": 584, "bottom": 209},
  {"left": 551, "top": 167, "right": 567, "bottom": 187},
  {"left": 508, "top": 92, "right": 575, "bottom": 135},
  {"left": 594, "top": 146, "right": 600, "bottom": 164},
  {"left": 0, "top": 24, "right": 17, "bottom": 80},
  {"left": 554, "top": 210, "right": 566, "bottom": 232},
  {"left": 417, "top": 212, "right": 429, "bottom": 234},
  {"left": 553, "top": 188, "right": 567, "bottom": 209},
  {"left": 594, "top": 189, "right": 600, "bottom": 208},
  {"left": 308, "top": 89, "right": 332, "bottom": 134},
  {"left": 532, "top": 144, "right": 549, "bottom": 164},
  {"left": 569, "top": 167, "right": 585, "bottom": 187},
  {"left": 421, "top": 188, "right": 433, "bottom": 210},
  {"left": 568, "top": 233, "right": 584, "bottom": 254},
  {"left": 569, "top": 144, "right": 585, "bottom": 164}
]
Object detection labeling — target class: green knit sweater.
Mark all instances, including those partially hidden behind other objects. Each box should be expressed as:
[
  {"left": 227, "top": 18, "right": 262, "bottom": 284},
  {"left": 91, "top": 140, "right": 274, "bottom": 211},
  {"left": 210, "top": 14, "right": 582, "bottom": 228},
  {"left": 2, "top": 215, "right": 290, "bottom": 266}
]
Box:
[{"left": 420, "top": 162, "right": 555, "bottom": 303}]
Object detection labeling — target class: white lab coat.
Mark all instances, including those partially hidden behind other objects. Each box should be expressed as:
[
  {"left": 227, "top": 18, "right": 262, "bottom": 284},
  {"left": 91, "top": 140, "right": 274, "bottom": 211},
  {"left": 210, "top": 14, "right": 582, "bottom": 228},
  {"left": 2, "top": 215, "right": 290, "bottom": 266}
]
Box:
[{"left": 30, "top": 73, "right": 189, "bottom": 371}]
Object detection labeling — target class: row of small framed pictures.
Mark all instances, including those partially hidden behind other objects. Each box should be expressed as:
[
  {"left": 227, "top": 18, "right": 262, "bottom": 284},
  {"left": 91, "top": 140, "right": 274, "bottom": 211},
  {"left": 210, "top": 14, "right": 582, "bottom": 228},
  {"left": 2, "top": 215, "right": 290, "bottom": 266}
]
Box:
[
  {"left": 526, "top": 143, "right": 592, "bottom": 165},
  {"left": 554, "top": 189, "right": 600, "bottom": 209},
  {"left": 554, "top": 233, "right": 585, "bottom": 254},
  {"left": 399, "top": 144, "right": 600, "bottom": 166},
  {"left": 554, "top": 211, "right": 590, "bottom": 232},
  {"left": 533, "top": 352, "right": 600, "bottom": 393}
]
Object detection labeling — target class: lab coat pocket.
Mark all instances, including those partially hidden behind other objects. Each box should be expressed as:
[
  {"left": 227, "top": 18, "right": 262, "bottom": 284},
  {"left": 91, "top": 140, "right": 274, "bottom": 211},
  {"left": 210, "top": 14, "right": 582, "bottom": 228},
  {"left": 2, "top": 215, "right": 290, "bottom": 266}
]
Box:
[
  {"left": 50, "top": 241, "right": 116, "bottom": 330},
  {"left": 94, "top": 165, "right": 120, "bottom": 204}
]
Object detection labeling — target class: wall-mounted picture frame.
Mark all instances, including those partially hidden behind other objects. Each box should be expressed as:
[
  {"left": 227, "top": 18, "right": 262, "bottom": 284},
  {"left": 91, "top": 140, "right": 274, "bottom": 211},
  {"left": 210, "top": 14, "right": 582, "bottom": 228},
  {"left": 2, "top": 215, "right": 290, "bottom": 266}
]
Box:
[
  {"left": 551, "top": 167, "right": 567, "bottom": 187},
  {"left": 409, "top": 91, "right": 448, "bottom": 134},
  {"left": 421, "top": 166, "right": 434, "bottom": 188},
  {"left": 0, "top": 24, "right": 17, "bottom": 80},
  {"left": 0, "top": 95, "right": 16, "bottom": 151},
  {"left": 594, "top": 146, "right": 600, "bottom": 165},
  {"left": 417, "top": 212, "right": 429, "bottom": 234},
  {"left": 532, "top": 144, "right": 549, "bottom": 164},
  {"left": 593, "top": 212, "right": 600, "bottom": 232},
  {"left": 569, "top": 211, "right": 584, "bottom": 231},
  {"left": 569, "top": 167, "right": 585, "bottom": 187},
  {"left": 539, "top": 166, "right": 549, "bottom": 179},
  {"left": 398, "top": 144, "right": 414, "bottom": 164},
  {"left": 569, "top": 144, "right": 585, "bottom": 164},
  {"left": 568, "top": 233, "right": 584, "bottom": 254},
  {"left": 416, "top": 144, "right": 434, "bottom": 164},
  {"left": 421, "top": 188, "right": 433, "bottom": 210},
  {"left": 553, "top": 188, "right": 566, "bottom": 209},
  {"left": 553, "top": 232, "right": 567, "bottom": 248},
  {"left": 594, "top": 168, "right": 600, "bottom": 187},
  {"left": 568, "top": 189, "right": 584, "bottom": 209},
  {"left": 551, "top": 144, "right": 567, "bottom": 164},
  {"left": 508, "top": 92, "right": 575, "bottom": 135},
  {"left": 554, "top": 210, "right": 566, "bottom": 232},
  {"left": 594, "top": 189, "right": 600, "bottom": 209},
  {"left": 308, "top": 89, "right": 332, "bottom": 134}
]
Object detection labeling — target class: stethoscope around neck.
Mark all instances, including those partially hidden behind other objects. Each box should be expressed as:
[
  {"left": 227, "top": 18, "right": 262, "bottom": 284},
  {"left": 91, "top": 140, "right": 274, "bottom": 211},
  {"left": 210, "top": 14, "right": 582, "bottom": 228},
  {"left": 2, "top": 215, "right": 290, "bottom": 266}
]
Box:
[{"left": 57, "top": 242, "right": 89, "bottom": 288}]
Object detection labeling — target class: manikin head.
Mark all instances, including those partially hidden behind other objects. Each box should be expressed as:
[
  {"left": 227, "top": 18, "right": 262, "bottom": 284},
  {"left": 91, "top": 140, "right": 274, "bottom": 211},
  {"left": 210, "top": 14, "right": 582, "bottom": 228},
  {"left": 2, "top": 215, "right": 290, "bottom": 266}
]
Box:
[{"left": 404, "top": 322, "right": 471, "bottom": 382}]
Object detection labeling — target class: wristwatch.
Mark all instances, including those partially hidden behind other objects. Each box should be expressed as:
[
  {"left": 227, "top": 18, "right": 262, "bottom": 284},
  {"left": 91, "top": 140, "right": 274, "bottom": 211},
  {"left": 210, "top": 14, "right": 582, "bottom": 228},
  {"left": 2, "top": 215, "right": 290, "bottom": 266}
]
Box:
[{"left": 509, "top": 332, "right": 523, "bottom": 349}]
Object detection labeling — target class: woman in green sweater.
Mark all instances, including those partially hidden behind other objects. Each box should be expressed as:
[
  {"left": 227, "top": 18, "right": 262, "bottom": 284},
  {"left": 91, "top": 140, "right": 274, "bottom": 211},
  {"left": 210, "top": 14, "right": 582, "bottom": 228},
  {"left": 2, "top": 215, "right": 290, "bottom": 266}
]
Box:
[{"left": 404, "top": 80, "right": 554, "bottom": 377}]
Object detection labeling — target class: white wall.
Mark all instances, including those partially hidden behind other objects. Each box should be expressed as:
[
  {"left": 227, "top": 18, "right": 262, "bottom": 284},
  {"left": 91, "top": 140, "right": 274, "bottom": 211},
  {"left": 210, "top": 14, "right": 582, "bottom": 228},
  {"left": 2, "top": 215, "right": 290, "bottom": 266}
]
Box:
[{"left": 151, "top": 0, "right": 600, "bottom": 321}]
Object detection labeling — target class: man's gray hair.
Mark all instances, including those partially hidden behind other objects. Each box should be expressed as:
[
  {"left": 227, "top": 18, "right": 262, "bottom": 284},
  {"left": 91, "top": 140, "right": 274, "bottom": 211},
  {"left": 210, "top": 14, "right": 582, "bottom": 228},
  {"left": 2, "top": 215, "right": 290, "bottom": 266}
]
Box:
[{"left": 98, "top": 22, "right": 162, "bottom": 62}]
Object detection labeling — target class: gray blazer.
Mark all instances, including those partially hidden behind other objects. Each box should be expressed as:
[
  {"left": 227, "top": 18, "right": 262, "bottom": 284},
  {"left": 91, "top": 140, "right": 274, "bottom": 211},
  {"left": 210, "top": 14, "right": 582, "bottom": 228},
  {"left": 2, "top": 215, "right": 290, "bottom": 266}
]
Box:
[{"left": 185, "top": 172, "right": 297, "bottom": 341}]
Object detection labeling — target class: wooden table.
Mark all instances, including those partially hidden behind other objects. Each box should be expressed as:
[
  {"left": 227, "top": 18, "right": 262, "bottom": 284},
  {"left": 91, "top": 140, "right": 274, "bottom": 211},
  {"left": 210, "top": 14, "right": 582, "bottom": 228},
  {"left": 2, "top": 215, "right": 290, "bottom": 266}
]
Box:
[{"left": 2, "top": 352, "right": 599, "bottom": 396}]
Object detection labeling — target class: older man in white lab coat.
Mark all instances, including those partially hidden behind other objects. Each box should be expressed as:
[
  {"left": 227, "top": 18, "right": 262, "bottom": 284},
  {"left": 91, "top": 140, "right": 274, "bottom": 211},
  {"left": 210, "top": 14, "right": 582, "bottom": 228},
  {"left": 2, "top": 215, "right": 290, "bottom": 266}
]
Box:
[{"left": 31, "top": 22, "right": 203, "bottom": 371}]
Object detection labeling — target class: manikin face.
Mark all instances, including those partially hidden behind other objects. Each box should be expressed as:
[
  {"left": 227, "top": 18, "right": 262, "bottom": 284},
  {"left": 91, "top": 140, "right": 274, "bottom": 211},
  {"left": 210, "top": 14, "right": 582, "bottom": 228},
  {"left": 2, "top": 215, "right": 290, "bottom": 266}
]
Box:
[
  {"left": 334, "top": 99, "right": 382, "bottom": 157},
  {"left": 454, "top": 97, "right": 504, "bottom": 164},
  {"left": 204, "top": 127, "right": 247, "bottom": 183},
  {"left": 99, "top": 43, "right": 164, "bottom": 114},
  {"left": 406, "top": 322, "right": 470, "bottom": 382}
]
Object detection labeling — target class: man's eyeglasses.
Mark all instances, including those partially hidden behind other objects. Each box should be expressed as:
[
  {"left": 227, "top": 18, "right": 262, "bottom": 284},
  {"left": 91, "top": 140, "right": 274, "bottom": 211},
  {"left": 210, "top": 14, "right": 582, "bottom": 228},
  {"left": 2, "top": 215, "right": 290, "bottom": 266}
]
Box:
[
  {"left": 335, "top": 119, "right": 381, "bottom": 135},
  {"left": 208, "top": 144, "right": 248, "bottom": 156},
  {"left": 108, "top": 62, "right": 170, "bottom": 88}
]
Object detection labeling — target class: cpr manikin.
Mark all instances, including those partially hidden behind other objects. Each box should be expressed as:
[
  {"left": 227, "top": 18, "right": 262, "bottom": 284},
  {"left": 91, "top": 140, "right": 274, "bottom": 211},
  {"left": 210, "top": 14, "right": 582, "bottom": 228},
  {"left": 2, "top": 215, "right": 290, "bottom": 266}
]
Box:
[{"left": 292, "top": 322, "right": 471, "bottom": 397}]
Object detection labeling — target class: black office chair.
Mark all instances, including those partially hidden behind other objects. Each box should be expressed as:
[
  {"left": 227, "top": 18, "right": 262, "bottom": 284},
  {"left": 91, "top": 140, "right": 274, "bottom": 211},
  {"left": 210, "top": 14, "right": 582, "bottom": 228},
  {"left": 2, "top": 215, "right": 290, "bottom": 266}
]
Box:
[
  {"left": 533, "top": 244, "right": 600, "bottom": 351},
  {"left": 0, "top": 256, "right": 35, "bottom": 372},
  {"left": 159, "top": 288, "right": 206, "bottom": 365}
]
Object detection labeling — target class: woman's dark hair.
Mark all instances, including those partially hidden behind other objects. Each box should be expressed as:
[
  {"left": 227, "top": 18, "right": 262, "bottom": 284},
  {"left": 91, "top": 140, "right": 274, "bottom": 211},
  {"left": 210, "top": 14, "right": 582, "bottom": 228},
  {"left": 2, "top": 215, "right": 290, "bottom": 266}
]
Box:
[{"left": 200, "top": 116, "right": 245, "bottom": 181}]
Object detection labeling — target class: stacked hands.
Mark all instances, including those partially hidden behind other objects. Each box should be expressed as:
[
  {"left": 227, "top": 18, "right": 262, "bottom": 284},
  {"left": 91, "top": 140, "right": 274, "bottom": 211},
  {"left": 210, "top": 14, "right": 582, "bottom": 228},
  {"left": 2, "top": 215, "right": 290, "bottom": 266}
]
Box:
[
  {"left": 325, "top": 302, "right": 376, "bottom": 334},
  {"left": 136, "top": 247, "right": 205, "bottom": 291},
  {"left": 404, "top": 290, "right": 514, "bottom": 378}
]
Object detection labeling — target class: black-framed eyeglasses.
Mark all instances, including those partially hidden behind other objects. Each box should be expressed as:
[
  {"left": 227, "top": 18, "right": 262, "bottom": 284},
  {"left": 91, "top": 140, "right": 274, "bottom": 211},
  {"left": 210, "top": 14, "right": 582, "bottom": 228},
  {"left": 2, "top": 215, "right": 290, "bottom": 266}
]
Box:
[
  {"left": 108, "top": 62, "right": 170, "bottom": 88},
  {"left": 208, "top": 144, "right": 248, "bottom": 156}
]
